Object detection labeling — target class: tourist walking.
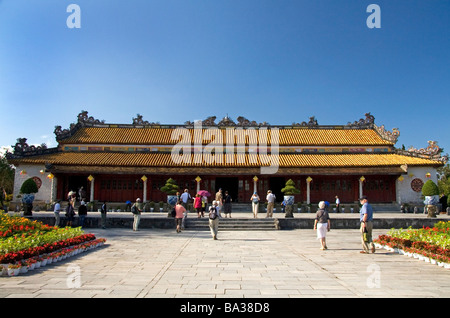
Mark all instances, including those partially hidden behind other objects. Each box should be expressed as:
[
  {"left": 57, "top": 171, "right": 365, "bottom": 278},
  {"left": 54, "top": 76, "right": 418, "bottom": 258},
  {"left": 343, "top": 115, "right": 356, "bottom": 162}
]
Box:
[
  {"left": 132, "top": 198, "right": 143, "bottom": 231},
  {"left": 266, "top": 190, "right": 276, "bottom": 218},
  {"left": 215, "top": 188, "right": 223, "bottom": 213},
  {"left": 101, "top": 201, "right": 107, "bottom": 229},
  {"left": 65, "top": 197, "right": 75, "bottom": 227},
  {"left": 335, "top": 196, "right": 340, "bottom": 212},
  {"left": 314, "top": 201, "right": 331, "bottom": 250},
  {"left": 209, "top": 200, "right": 221, "bottom": 240},
  {"left": 53, "top": 200, "right": 61, "bottom": 227},
  {"left": 78, "top": 200, "right": 87, "bottom": 228},
  {"left": 180, "top": 189, "right": 191, "bottom": 210},
  {"left": 359, "top": 195, "right": 375, "bottom": 254},
  {"left": 250, "top": 192, "right": 260, "bottom": 218},
  {"left": 175, "top": 200, "right": 186, "bottom": 233},
  {"left": 194, "top": 194, "right": 202, "bottom": 218},
  {"left": 223, "top": 191, "right": 232, "bottom": 218},
  {"left": 201, "top": 195, "right": 208, "bottom": 217}
]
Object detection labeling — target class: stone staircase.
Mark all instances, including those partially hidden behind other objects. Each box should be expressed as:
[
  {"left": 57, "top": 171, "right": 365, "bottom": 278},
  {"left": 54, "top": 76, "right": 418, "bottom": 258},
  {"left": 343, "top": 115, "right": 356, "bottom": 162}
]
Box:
[
  {"left": 185, "top": 217, "right": 280, "bottom": 231},
  {"left": 371, "top": 203, "right": 401, "bottom": 213}
]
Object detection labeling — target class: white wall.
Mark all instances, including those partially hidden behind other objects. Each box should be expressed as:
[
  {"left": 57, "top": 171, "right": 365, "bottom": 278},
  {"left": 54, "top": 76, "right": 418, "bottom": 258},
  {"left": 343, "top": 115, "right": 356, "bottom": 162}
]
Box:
[
  {"left": 396, "top": 166, "right": 439, "bottom": 205},
  {"left": 13, "top": 164, "right": 54, "bottom": 203}
]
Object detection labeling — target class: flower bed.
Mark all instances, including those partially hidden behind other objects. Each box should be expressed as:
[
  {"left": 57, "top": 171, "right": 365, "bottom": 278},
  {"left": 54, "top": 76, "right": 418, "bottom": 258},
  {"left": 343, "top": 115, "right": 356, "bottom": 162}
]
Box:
[
  {"left": 374, "top": 221, "right": 450, "bottom": 269},
  {"left": 0, "top": 214, "right": 106, "bottom": 277}
]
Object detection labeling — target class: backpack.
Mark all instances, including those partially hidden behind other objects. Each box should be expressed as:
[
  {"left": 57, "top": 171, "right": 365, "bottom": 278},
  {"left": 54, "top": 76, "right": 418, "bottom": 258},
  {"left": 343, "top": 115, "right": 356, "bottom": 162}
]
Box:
[
  {"left": 131, "top": 204, "right": 138, "bottom": 214},
  {"left": 209, "top": 206, "right": 218, "bottom": 220}
]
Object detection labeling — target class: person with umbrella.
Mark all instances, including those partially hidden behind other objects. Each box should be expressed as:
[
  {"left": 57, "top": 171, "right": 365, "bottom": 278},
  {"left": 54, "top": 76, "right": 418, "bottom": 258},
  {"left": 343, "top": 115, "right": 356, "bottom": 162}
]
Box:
[{"left": 198, "top": 190, "right": 210, "bottom": 218}]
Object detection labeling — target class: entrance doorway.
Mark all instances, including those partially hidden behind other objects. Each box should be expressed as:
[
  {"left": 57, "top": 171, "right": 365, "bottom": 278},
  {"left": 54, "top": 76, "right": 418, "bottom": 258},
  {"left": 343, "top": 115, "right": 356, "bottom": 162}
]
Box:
[
  {"left": 269, "top": 177, "right": 285, "bottom": 202},
  {"left": 215, "top": 177, "right": 239, "bottom": 202},
  {"left": 67, "top": 176, "right": 88, "bottom": 201}
]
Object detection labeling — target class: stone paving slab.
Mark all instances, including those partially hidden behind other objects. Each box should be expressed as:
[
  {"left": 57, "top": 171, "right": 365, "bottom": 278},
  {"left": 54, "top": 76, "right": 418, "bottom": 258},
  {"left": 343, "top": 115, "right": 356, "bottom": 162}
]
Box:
[{"left": 1, "top": 228, "right": 449, "bottom": 300}]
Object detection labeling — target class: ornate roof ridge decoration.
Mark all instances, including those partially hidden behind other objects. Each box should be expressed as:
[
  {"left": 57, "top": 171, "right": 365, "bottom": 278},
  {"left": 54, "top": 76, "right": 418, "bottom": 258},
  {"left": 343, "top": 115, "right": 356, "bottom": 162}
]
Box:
[
  {"left": 374, "top": 124, "right": 400, "bottom": 143},
  {"left": 396, "top": 140, "right": 448, "bottom": 163},
  {"left": 184, "top": 116, "right": 270, "bottom": 127},
  {"left": 346, "top": 112, "right": 375, "bottom": 127},
  {"left": 132, "top": 114, "right": 159, "bottom": 126},
  {"left": 345, "top": 112, "right": 400, "bottom": 144},
  {"left": 54, "top": 110, "right": 106, "bottom": 141},
  {"left": 77, "top": 110, "right": 105, "bottom": 125},
  {"left": 292, "top": 116, "right": 318, "bottom": 127},
  {"left": 7, "top": 138, "right": 59, "bottom": 159}
]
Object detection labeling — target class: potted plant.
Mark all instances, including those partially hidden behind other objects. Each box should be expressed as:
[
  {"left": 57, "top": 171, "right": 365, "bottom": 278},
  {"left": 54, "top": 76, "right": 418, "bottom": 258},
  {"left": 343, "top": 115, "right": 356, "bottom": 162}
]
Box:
[
  {"left": 160, "top": 178, "right": 179, "bottom": 206},
  {"left": 20, "top": 178, "right": 39, "bottom": 216},
  {"left": 422, "top": 180, "right": 439, "bottom": 218},
  {"left": 281, "top": 179, "right": 300, "bottom": 218},
  {"left": 149, "top": 201, "right": 155, "bottom": 212},
  {"left": 159, "top": 201, "right": 164, "bottom": 212}
]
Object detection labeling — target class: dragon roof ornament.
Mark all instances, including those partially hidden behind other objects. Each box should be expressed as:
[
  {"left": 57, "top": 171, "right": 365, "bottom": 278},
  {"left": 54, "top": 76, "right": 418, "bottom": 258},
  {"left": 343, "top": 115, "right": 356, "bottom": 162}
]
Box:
[{"left": 185, "top": 116, "right": 270, "bottom": 127}]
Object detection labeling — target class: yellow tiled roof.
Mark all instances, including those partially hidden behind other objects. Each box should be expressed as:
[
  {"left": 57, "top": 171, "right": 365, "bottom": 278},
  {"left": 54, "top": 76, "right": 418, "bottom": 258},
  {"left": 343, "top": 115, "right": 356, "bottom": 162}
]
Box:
[
  {"left": 60, "top": 127, "right": 393, "bottom": 146},
  {"left": 13, "top": 152, "right": 440, "bottom": 168}
]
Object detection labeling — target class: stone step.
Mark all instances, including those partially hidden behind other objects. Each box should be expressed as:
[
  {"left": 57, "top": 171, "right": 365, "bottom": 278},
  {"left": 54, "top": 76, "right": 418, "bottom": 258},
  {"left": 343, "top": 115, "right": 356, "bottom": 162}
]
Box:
[{"left": 184, "top": 218, "right": 279, "bottom": 231}]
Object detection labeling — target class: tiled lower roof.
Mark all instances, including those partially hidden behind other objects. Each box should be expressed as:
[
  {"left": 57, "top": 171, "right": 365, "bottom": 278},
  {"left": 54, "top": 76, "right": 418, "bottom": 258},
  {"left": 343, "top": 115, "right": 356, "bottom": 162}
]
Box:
[{"left": 12, "top": 152, "right": 441, "bottom": 168}]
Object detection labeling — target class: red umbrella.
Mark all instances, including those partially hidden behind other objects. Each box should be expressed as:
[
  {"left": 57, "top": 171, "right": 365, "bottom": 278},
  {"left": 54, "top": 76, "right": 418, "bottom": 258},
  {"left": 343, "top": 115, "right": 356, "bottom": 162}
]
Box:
[{"left": 198, "top": 190, "right": 211, "bottom": 197}]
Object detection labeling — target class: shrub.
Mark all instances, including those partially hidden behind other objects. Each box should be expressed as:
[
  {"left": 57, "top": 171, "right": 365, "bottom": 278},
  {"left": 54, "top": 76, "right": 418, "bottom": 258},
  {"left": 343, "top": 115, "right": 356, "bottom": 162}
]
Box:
[
  {"left": 20, "top": 178, "right": 38, "bottom": 194},
  {"left": 281, "top": 179, "right": 300, "bottom": 195},
  {"left": 160, "top": 178, "right": 179, "bottom": 195},
  {"left": 422, "top": 180, "right": 439, "bottom": 196}
]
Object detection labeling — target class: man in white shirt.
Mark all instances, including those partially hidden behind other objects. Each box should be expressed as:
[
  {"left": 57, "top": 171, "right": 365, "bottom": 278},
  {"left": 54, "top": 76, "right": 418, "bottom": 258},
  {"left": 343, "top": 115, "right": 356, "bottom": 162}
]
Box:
[
  {"left": 335, "top": 196, "right": 341, "bottom": 213},
  {"left": 53, "top": 200, "right": 61, "bottom": 227},
  {"left": 266, "top": 190, "right": 276, "bottom": 218}
]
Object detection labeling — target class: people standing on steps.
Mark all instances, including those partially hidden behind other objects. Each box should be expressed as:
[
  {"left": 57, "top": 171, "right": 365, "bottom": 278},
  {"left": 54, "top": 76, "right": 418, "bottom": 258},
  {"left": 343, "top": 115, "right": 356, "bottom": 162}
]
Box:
[
  {"left": 335, "top": 196, "right": 340, "bottom": 212},
  {"left": 266, "top": 190, "right": 276, "bottom": 218},
  {"left": 223, "top": 191, "right": 232, "bottom": 218},
  {"left": 194, "top": 194, "right": 202, "bottom": 218},
  {"left": 250, "top": 192, "right": 260, "bottom": 218},
  {"left": 215, "top": 188, "right": 223, "bottom": 213}
]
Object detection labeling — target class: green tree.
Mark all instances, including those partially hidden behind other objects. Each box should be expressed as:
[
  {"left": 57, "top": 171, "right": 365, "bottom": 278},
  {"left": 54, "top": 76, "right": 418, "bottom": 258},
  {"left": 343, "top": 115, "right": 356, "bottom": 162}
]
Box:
[
  {"left": 0, "top": 150, "right": 15, "bottom": 195},
  {"left": 438, "top": 163, "right": 450, "bottom": 195}
]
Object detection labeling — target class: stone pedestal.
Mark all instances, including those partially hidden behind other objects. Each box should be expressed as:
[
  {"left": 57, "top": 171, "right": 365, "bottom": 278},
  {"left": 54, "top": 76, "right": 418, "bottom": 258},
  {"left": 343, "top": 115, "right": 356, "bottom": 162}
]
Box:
[
  {"left": 285, "top": 205, "right": 294, "bottom": 218},
  {"left": 426, "top": 205, "right": 437, "bottom": 218}
]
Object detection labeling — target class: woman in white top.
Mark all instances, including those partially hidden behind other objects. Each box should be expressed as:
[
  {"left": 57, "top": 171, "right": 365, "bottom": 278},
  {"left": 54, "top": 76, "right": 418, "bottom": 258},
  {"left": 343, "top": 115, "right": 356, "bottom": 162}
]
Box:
[
  {"left": 250, "top": 192, "right": 260, "bottom": 218},
  {"left": 314, "top": 201, "right": 331, "bottom": 250}
]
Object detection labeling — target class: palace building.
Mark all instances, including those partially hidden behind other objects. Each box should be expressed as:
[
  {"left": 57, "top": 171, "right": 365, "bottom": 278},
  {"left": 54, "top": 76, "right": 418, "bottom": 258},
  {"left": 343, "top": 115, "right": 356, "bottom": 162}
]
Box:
[{"left": 7, "top": 111, "right": 447, "bottom": 206}]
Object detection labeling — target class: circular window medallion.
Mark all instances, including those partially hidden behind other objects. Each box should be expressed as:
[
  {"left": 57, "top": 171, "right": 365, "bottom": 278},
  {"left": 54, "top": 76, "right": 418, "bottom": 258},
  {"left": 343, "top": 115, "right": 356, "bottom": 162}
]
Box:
[
  {"left": 32, "top": 176, "right": 42, "bottom": 189},
  {"left": 410, "top": 178, "right": 424, "bottom": 193}
]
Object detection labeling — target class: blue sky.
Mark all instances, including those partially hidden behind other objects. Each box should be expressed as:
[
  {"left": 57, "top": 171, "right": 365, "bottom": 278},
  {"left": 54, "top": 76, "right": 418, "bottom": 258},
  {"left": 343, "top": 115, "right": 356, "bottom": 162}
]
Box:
[{"left": 0, "top": 0, "right": 449, "bottom": 155}]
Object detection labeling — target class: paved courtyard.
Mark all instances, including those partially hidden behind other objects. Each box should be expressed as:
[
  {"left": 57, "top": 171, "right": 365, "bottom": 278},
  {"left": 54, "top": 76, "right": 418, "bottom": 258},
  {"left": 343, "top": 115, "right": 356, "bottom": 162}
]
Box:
[{"left": 1, "top": 227, "right": 449, "bottom": 299}]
